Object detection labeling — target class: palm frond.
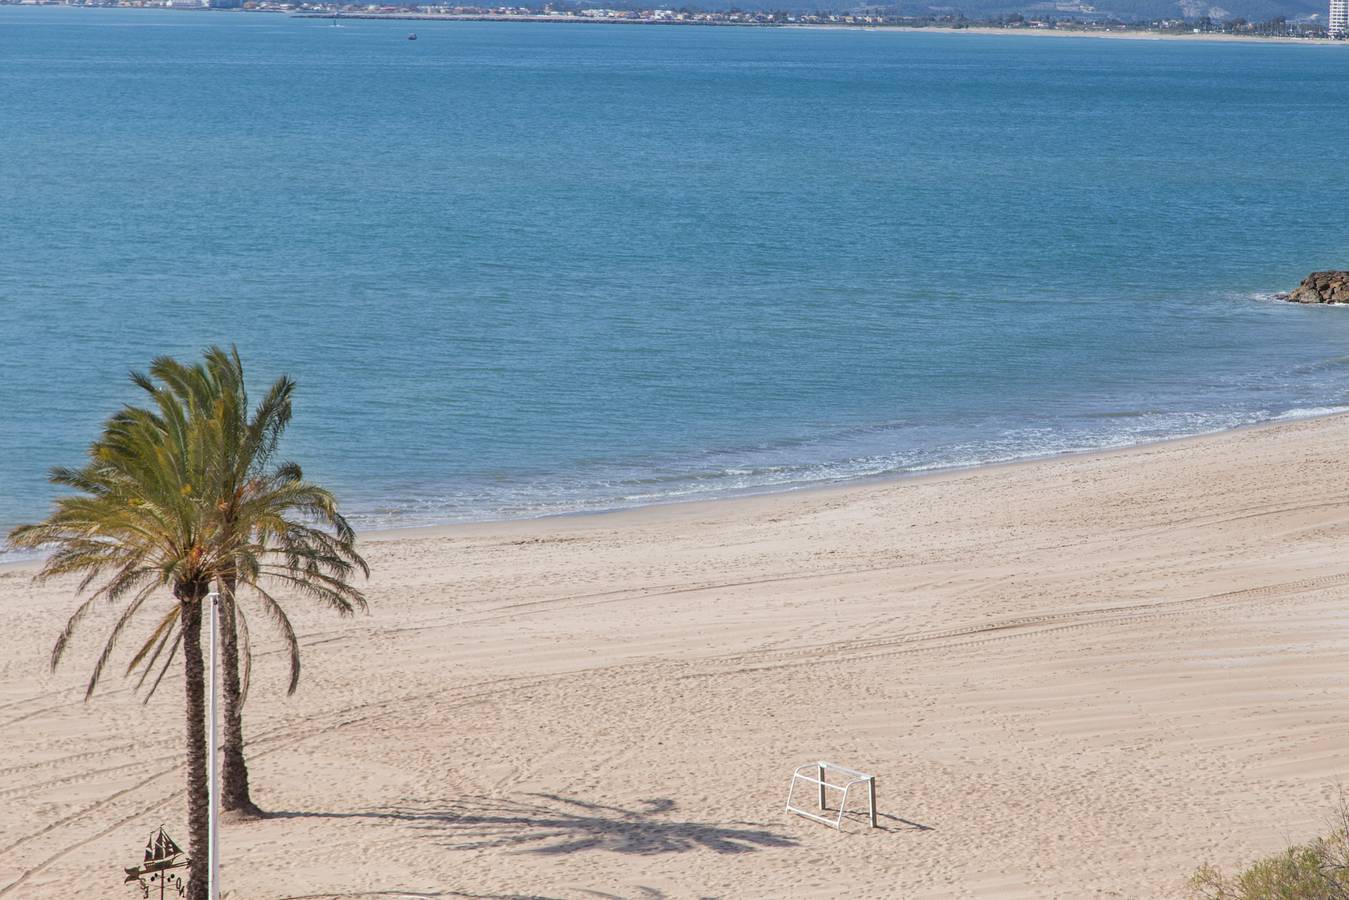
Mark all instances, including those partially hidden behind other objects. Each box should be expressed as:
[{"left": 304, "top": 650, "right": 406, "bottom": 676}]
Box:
[
  {"left": 248, "top": 584, "right": 302, "bottom": 696},
  {"left": 127, "top": 604, "right": 180, "bottom": 680},
  {"left": 82, "top": 580, "right": 161, "bottom": 700},
  {"left": 144, "top": 631, "right": 182, "bottom": 703}
]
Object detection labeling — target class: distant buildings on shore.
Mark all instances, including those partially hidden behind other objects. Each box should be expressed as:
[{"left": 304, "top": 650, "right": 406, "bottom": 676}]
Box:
[{"left": 3, "top": 0, "right": 1347, "bottom": 38}]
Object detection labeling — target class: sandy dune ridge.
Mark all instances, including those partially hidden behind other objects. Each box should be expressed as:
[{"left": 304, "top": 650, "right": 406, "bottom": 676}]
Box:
[{"left": 4, "top": 414, "right": 1349, "bottom": 898}]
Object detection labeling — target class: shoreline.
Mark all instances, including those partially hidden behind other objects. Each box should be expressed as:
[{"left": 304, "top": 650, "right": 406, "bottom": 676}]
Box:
[
  {"left": 858, "top": 25, "right": 1349, "bottom": 44},
  {"left": 361, "top": 407, "right": 1349, "bottom": 543},
  {"left": 6, "top": 407, "right": 1346, "bottom": 573}
]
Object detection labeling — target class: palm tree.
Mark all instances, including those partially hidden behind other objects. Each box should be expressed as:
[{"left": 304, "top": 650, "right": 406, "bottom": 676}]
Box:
[
  {"left": 9, "top": 377, "right": 228, "bottom": 900},
  {"left": 131, "top": 348, "right": 369, "bottom": 817},
  {"left": 10, "top": 347, "right": 370, "bottom": 898}
]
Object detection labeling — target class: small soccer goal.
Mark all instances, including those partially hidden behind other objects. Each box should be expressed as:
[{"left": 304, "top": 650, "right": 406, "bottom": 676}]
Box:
[{"left": 785, "top": 761, "right": 877, "bottom": 831}]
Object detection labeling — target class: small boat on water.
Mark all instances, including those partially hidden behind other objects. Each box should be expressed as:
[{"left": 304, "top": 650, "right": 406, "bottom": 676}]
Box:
[{"left": 407, "top": 32, "right": 417, "bottom": 40}]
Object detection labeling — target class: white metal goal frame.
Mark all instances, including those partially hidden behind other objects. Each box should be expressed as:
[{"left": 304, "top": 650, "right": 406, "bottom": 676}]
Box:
[{"left": 785, "top": 761, "right": 877, "bottom": 831}]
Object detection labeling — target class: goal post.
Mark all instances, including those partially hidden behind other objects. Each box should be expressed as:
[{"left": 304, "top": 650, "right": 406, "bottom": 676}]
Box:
[{"left": 785, "top": 761, "right": 877, "bottom": 830}]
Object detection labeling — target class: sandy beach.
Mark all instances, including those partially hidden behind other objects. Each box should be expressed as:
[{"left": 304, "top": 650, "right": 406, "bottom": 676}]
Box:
[
  {"left": 5, "top": 413, "right": 1349, "bottom": 897},
  {"left": 894, "top": 26, "right": 1348, "bottom": 44}
]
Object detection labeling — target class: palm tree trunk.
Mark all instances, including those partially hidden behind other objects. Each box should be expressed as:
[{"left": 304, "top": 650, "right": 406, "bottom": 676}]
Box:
[
  {"left": 180, "top": 589, "right": 211, "bottom": 900},
  {"left": 218, "top": 574, "right": 261, "bottom": 815}
]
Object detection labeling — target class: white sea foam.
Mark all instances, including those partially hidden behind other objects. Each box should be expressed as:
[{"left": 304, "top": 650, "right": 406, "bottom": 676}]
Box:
[
  {"left": 8, "top": 400, "right": 1343, "bottom": 562},
  {"left": 319, "top": 403, "right": 1349, "bottom": 537},
  {"left": 1271, "top": 406, "right": 1349, "bottom": 421}
]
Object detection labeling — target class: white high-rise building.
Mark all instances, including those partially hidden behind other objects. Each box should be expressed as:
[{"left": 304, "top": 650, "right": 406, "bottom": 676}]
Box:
[{"left": 1332, "top": 0, "right": 1349, "bottom": 37}]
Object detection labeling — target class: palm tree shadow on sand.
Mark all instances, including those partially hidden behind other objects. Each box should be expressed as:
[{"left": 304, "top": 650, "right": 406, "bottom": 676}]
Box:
[{"left": 270, "top": 793, "right": 798, "bottom": 857}]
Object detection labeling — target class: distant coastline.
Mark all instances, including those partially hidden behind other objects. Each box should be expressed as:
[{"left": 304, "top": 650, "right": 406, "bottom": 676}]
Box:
[
  {"left": 8, "top": 4, "right": 1347, "bottom": 44},
  {"left": 292, "top": 14, "right": 1349, "bottom": 44}
]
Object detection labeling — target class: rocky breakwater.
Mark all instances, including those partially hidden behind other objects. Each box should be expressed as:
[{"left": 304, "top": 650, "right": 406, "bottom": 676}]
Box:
[{"left": 1279, "top": 271, "right": 1349, "bottom": 304}]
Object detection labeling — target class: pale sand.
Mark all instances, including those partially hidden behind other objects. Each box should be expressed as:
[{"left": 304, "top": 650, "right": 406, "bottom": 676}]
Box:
[
  {"left": 5, "top": 414, "right": 1349, "bottom": 898},
  {"left": 893, "top": 26, "right": 1347, "bottom": 44},
  {"left": 790, "top": 24, "right": 1348, "bottom": 44}
]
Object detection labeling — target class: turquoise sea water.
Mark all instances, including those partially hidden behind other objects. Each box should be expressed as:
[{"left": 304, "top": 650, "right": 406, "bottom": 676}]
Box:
[{"left": 4, "top": 9, "right": 1349, "bottom": 541}]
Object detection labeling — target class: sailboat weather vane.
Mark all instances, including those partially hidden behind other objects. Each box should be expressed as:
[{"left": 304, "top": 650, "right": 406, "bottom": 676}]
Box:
[{"left": 123, "top": 826, "right": 189, "bottom": 898}]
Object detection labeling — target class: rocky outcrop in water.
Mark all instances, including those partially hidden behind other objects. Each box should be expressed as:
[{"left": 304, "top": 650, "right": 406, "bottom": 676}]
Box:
[{"left": 1280, "top": 272, "right": 1349, "bottom": 304}]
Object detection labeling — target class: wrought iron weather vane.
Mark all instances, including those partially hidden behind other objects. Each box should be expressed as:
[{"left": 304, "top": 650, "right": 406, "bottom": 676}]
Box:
[{"left": 123, "top": 826, "right": 189, "bottom": 899}]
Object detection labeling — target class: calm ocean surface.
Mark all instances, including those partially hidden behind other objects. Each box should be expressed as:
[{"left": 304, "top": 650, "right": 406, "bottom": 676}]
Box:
[{"left": 4, "top": 9, "right": 1349, "bottom": 544}]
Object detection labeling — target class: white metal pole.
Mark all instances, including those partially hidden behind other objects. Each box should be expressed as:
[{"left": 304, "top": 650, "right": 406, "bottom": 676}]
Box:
[{"left": 207, "top": 590, "right": 220, "bottom": 900}]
